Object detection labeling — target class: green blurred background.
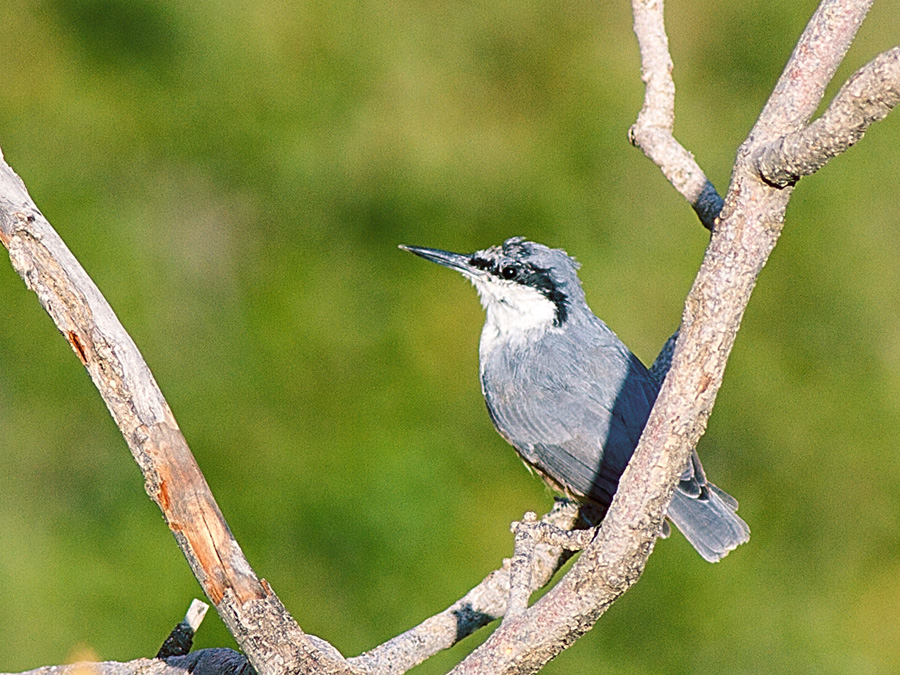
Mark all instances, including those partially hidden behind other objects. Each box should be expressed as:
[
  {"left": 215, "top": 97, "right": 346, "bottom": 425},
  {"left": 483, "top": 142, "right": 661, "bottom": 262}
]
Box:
[{"left": 1, "top": 0, "right": 899, "bottom": 672}]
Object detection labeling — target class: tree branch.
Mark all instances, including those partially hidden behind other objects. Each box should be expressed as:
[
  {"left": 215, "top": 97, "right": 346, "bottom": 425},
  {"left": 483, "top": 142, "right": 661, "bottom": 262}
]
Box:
[
  {"left": 628, "top": 0, "right": 724, "bottom": 230},
  {"left": 450, "top": 1, "right": 877, "bottom": 672},
  {"left": 351, "top": 326, "right": 680, "bottom": 674},
  {"left": 755, "top": 46, "right": 900, "bottom": 187},
  {"left": 5, "top": 649, "right": 253, "bottom": 675},
  {"left": 349, "top": 500, "right": 594, "bottom": 674},
  {"left": 0, "top": 147, "right": 355, "bottom": 675},
  {"left": 752, "top": 0, "right": 874, "bottom": 140}
]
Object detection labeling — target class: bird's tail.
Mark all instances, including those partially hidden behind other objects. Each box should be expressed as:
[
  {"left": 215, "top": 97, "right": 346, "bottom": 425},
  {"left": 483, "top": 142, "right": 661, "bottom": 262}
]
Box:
[{"left": 667, "top": 482, "right": 750, "bottom": 562}]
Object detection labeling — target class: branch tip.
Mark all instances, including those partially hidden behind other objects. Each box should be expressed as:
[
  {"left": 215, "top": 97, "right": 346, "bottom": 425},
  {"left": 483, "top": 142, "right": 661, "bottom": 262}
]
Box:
[{"left": 629, "top": 0, "right": 722, "bottom": 230}]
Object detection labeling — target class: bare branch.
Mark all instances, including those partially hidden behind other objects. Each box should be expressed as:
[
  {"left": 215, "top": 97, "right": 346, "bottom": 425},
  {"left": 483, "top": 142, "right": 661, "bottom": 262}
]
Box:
[
  {"left": 450, "top": 2, "right": 879, "bottom": 672},
  {"left": 349, "top": 500, "right": 594, "bottom": 675},
  {"left": 504, "top": 513, "right": 596, "bottom": 621},
  {"left": 5, "top": 649, "right": 253, "bottom": 675},
  {"left": 756, "top": 46, "right": 900, "bottom": 187},
  {"left": 629, "top": 0, "right": 724, "bottom": 230},
  {"left": 0, "top": 147, "right": 354, "bottom": 675},
  {"left": 504, "top": 512, "right": 541, "bottom": 621},
  {"left": 752, "top": 0, "right": 874, "bottom": 140}
]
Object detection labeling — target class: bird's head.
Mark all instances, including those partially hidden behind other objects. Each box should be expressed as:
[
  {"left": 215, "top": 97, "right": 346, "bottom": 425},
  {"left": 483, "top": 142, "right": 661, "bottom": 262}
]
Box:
[{"left": 400, "top": 237, "right": 585, "bottom": 334}]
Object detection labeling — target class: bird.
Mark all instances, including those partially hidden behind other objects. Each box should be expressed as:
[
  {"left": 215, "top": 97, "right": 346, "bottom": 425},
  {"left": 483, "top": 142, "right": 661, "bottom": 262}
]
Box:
[{"left": 400, "top": 236, "right": 749, "bottom": 562}]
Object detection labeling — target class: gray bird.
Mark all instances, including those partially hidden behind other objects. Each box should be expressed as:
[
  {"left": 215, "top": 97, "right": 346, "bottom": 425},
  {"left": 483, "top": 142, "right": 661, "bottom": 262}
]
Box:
[{"left": 401, "top": 237, "right": 749, "bottom": 562}]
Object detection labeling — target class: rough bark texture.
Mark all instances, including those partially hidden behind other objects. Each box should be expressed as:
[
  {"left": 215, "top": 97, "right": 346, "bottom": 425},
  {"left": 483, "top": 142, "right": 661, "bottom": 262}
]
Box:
[
  {"left": 450, "top": 1, "right": 887, "bottom": 672},
  {"left": 0, "top": 149, "right": 354, "bottom": 675},
  {"left": 756, "top": 46, "right": 900, "bottom": 187}
]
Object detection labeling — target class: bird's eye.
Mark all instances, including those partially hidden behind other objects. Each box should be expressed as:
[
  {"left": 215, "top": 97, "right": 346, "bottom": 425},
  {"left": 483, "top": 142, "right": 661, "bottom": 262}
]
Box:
[{"left": 500, "top": 265, "right": 519, "bottom": 280}]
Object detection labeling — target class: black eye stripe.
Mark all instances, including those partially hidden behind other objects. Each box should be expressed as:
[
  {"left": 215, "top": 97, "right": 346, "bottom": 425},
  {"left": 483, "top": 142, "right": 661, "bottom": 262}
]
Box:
[
  {"left": 470, "top": 257, "right": 519, "bottom": 280},
  {"left": 469, "top": 256, "right": 493, "bottom": 271},
  {"left": 468, "top": 254, "right": 570, "bottom": 326},
  {"left": 470, "top": 257, "right": 524, "bottom": 279}
]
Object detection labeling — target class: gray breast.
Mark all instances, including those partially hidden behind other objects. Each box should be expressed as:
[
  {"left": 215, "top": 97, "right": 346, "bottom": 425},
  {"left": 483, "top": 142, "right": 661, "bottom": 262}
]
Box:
[{"left": 479, "top": 326, "right": 658, "bottom": 508}]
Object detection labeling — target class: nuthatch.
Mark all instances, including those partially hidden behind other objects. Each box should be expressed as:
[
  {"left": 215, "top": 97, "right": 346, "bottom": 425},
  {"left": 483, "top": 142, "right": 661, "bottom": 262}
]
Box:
[{"left": 402, "top": 237, "right": 749, "bottom": 562}]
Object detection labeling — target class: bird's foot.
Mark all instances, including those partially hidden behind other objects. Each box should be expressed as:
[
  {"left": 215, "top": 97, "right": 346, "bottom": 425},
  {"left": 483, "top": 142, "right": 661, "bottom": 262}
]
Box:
[{"left": 503, "top": 510, "right": 599, "bottom": 622}]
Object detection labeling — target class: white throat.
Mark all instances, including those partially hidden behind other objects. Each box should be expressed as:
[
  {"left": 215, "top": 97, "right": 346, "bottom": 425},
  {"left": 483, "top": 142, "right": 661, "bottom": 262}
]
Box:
[{"left": 473, "top": 279, "right": 558, "bottom": 358}]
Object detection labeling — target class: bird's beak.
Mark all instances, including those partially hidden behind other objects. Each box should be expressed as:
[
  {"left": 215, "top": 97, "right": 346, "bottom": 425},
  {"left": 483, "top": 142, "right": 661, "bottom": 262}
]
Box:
[{"left": 399, "top": 245, "right": 473, "bottom": 274}]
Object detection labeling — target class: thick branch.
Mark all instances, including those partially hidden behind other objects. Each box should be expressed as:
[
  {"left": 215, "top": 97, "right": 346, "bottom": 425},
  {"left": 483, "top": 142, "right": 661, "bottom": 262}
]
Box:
[
  {"left": 0, "top": 148, "right": 354, "bottom": 675},
  {"left": 451, "top": 2, "right": 875, "bottom": 673},
  {"left": 756, "top": 46, "right": 900, "bottom": 187},
  {"left": 628, "top": 0, "right": 724, "bottom": 230}
]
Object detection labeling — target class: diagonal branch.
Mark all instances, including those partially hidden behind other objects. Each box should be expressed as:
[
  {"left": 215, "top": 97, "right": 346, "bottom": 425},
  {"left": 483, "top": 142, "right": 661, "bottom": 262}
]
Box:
[
  {"left": 450, "top": 1, "right": 876, "bottom": 673},
  {"left": 628, "top": 0, "right": 724, "bottom": 230},
  {"left": 0, "top": 147, "right": 355, "bottom": 675},
  {"left": 752, "top": 0, "right": 875, "bottom": 140},
  {"left": 755, "top": 46, "right": 900, "bottom": 188},
  {"left": 350, "top": 330, "right": 681, "bottom": 674},
  {"left": 349, "top": 500, "right": 591, "bottom": 674}
]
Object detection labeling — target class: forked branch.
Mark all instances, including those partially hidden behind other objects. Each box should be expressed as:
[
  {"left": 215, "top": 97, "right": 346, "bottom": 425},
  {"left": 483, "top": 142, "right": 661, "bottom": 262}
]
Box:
[
  {"left": 756, "top": 46, "right": 900, "bottom": 187},
  {"left": 451, "top": 0, "right": 888, "bottom": 673}
]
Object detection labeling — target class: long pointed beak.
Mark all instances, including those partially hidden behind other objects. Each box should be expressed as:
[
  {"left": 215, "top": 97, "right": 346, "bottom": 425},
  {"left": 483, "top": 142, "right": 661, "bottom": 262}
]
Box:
[{"left": 399, "top": 244, "right": 472, "bottom": 274}]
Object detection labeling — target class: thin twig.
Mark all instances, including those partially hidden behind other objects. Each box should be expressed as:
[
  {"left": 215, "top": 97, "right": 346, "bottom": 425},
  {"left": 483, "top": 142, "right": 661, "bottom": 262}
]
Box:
[
  {"left": 629, "top": 0, "right": 724, "bottom": 230},
  {"left": 349, "top": 500, "right": 592, "bottom": 675},
  {"left": 505, "top": 512, "right": 539, "bottom": 620},
  {"left": 505, "top": 514, "right": 598, "bottom": 621}
]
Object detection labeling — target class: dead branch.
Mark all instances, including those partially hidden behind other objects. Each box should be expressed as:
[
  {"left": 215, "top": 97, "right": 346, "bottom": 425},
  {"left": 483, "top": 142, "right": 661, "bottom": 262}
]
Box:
[
  {"left": 0, "top": 148, "right": 354, "bottom": 675},
  {"left": 450, "top": 1, "right": 883, "bottom": 672},
  {"left": 349, "top": 500, "right": 596, "bottom": 674},
  {"left": 628, "top": 0, "right": 724, "bottom": 230},
  {"left": 756, "top": 46, "right": 900, "bottom": 187}
]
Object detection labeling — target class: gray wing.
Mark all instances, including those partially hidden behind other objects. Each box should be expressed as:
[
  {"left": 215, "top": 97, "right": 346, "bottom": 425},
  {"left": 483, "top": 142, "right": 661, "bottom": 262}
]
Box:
[
  {"left": 482, "top": 327, "right": 750, "bottom": 561},
  {"left": 482, "top": 335, "right": 658, "bottom": 509}
]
